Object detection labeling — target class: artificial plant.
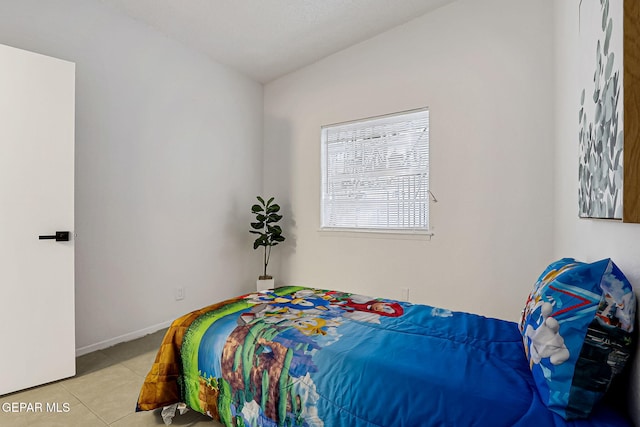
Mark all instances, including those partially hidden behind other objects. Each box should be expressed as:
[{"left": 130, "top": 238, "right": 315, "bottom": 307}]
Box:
[{"left": 250, "top": 196, "right": 285, "bottom": 279}]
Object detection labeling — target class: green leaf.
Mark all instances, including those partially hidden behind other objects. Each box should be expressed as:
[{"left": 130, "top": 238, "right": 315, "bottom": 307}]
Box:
[
  {"left": 266, "top": 214, "right": 283, "bottom": 223},
  {"left": 251, "top": 196, "right": 285, "bottom": 259}
]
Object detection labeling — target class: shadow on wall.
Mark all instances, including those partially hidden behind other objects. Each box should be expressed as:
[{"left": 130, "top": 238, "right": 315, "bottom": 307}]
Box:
[
  {"left": 263, "top": 116, "right": 296, "bottom": 282},
  {"left": 219, "top": 196, "right": 265, "bottom": 292}
]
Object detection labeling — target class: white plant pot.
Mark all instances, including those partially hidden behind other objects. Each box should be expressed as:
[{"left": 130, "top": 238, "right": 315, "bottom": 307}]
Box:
[{"left": 256, "top": 278, "right": 275, "bottom": 292}]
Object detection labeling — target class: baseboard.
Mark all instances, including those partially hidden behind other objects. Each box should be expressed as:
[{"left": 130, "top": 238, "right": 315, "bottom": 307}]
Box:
[{"left": 75, "top": 319, "right": 174, "bottom": 357}]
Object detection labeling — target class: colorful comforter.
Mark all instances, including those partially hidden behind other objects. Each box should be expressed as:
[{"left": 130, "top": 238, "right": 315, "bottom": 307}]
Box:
[{"left": 136, "top": 286, "right": 631, "bottom": 426}]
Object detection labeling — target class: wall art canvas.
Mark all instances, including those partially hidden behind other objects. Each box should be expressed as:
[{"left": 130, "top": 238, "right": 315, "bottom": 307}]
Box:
[{"left": 578, "top": 0, "right": 624, "bottom": 219}]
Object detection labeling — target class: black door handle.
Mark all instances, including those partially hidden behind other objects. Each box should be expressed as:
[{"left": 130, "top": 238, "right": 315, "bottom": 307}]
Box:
[{"left": 39, "top": 231, "right": 70, "bottom": 241}]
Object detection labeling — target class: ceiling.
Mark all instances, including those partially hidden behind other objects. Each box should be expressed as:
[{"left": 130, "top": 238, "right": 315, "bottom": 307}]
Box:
[{"left": 100, "top": 0, "right": 457, "bottom": 83}]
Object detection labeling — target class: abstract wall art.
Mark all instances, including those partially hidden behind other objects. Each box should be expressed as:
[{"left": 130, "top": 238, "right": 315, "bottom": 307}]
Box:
[{"left": 578, "top": 0, "right": 624, "bottom": 219}]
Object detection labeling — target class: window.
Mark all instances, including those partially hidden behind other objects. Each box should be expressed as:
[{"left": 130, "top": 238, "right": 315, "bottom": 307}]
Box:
[{"left": 321, "top": 108, "right": 430, "bottom": 233}]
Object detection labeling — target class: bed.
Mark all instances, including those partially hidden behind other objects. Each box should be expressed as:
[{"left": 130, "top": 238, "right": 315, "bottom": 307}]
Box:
[{"left": 136, "top": 258, "right": 635, "bottom": 427}]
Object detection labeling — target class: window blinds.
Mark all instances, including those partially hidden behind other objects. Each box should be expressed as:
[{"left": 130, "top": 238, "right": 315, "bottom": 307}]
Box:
[{"left": 321, "top": 108, "right": 430, "bottom": 232}]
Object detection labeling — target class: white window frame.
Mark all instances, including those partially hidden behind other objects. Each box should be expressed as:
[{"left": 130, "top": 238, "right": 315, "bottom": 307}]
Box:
[{"left": 320, "top": 107, "right": 430, "bottom": 234}]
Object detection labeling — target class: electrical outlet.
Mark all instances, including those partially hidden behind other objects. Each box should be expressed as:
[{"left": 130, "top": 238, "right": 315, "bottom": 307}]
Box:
[
  {"left": 400, "top": 287, "right": 410, "bottom": 302},
  {"left": 175, "top": 287, "right": 185, "bottom": 301}
]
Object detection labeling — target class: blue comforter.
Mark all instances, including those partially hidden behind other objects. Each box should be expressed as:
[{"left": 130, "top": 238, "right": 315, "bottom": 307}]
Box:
[{"left": 137, "top": 286, "right": 631, "bottom": 426}]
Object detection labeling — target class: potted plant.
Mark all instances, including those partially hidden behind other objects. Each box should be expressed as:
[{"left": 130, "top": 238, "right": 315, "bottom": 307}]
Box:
[{"left": 250, "top": 196, "right": 285, "bottom": 290}]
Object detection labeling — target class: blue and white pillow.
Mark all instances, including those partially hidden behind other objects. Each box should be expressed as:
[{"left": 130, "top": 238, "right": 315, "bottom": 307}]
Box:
[{"left": 519, "top": 258, "right": 636, "bottom": 420}]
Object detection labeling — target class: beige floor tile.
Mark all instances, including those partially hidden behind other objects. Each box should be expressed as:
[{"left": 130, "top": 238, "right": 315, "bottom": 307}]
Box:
[
  {"left": 60, "top": 364, "right": 143, "bottom": 424},
  {"left": 0, "top": 404, "right": 107, "bottom": 427},
  {"left": 108, "top": 408, "right": 164, "bottom": 427},
  {"left": 0, "top": 382, "right": 78, "bottom": 407},
  {"left": 111, "top": 408, "right": 220, "bottom": 426},
  {"left": 119, "top": 350, "right": 157, "bottom": 378},
  {"left": 100, "top": 330, "right": 167, "bottom": 365},
  {"left": 0, "top": 329, "right": 202, "bottom": 427},
  {"left": 0, "top": 383, "right": 105, "bottom": 427},
  {"left": 76, "top": 350, "right": 115, "bottom": 377},
  {"left": 61, "top": 364, "right": 138, "bottom": 400}
]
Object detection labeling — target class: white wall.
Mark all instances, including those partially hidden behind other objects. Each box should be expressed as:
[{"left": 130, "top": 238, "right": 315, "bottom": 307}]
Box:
[
  {"left": 264, "top": 0, "right": 555, "bottom": 321},
  {"left": 0, "top": 0, "right": 263, "bottom": 353},
  {"left": 553, "top": 1, "right": 640, "bottom": 423}
]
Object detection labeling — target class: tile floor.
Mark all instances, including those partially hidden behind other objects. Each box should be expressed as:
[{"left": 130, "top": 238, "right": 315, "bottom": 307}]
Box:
[{"left": 0, "top": 329, "right": 221, "bottom": 426}]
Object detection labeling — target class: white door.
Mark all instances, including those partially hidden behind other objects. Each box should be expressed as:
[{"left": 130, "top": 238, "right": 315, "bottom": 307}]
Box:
[{"left": 0, "top": 44, "right": 75, "bottom": 395}]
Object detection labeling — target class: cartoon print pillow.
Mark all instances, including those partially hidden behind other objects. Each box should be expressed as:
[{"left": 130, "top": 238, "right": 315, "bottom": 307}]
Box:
[{"left": 519, "top": 258, "right": 636, "bottom": 420}]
